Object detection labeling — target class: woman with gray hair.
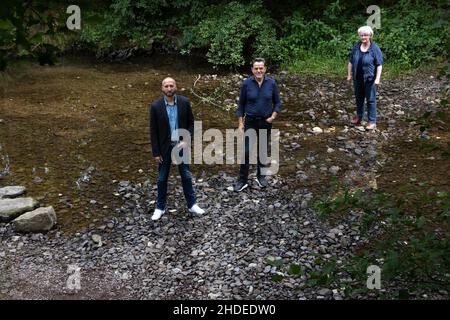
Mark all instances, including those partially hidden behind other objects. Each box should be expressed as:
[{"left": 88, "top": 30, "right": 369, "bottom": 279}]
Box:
[{"left": 347, "top": 26, "right": 383, "bottom": 130}]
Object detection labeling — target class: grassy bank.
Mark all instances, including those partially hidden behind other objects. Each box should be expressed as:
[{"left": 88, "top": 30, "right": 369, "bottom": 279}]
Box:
[
  {"left": 310, "top": 106, "right": 450, "bottom": 298},
  {"left": 282, "top": 55, "right": 447, "bottom": 79}
]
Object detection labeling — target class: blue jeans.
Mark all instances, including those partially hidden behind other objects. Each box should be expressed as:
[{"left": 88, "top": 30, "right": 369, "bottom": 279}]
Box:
[
  {"left": 156, "top": 145, "right": 196, "bottom": 210},
  {"left": 354, "top": 79, "right": 377, "bottom": 123}
]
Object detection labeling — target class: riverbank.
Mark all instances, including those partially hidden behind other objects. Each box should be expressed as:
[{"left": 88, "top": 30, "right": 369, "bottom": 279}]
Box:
[{"left": 0, "top": 59, "right": 448, "bottom": 299}]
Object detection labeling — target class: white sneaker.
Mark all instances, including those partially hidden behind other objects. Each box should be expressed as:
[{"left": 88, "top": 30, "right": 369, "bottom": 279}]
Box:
[
  {"left": 188, "top": 204, "right": 205, "bottom": 215},
  {"left": 151, "top": 208, "right": 165, "bottom": 221}
]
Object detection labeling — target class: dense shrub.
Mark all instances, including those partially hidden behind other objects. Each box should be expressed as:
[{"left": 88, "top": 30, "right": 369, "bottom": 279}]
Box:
[
  {"left": 280, "top": 1, "right": 449, "bottom": 69},
  {"left": 188, "top": 1, "right": 280, "bottom": 67},
  {"left": 1, "top": 0, "right": 449, "bottom": 70},
  {"left": 376, "top": 2, "right": 448, "bottom": 67},
  {"left": 0, "top": 0, "right": 65, "bottom": 69},
  {"left": 79, "top": 0, "right": 206, "bottom": 54}
]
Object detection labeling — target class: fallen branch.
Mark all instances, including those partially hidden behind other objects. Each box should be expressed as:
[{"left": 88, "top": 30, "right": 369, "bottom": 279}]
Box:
[
  {"left": 236, "top": 245, "right": 254, "bottom": 260},
  {"left": 190, "top": 74, "right": 224, "bottom": 109},
  {"left": 193, "top": 74, "right": 201, "bottom": 87}
]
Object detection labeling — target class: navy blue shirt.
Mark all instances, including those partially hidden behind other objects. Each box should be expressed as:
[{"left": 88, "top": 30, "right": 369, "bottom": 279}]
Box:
[
  {"left": 349, "top": 41, "right": 383, "bottom": 82},
  {"left": 236, "top": 75, "right": 281, "bottom": 118},
  {"left": 356, "top": 50, "right": 367, "bottom": 80}
]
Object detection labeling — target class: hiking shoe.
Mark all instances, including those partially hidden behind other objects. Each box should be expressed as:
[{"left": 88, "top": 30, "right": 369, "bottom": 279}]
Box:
[
  {"left": 256, "top": 176, "right": 268, "bottom": 188},
  {"left": 233, "top": 180, "right": 248, "bottom": 192}
]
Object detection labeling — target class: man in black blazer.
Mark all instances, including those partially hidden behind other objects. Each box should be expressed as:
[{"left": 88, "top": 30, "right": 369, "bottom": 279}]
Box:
[{"left": 149, "top": 77, "right": 205, "bottom": 221}]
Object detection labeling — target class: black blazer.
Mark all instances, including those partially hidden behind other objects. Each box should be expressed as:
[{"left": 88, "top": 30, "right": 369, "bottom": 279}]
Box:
[{"left": 149, "top": 95, "right": 194, "bottom": 157}]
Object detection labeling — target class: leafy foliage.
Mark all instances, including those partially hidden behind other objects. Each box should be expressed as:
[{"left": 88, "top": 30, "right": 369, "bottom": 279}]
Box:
[
  {"left": 0, "top": 0, "right": 449, "bottom": 70},
  {"left": 280, "top": 0, "right": 449, "bottom": 70},
  {"left": 0, "top": 0, "right": 65, "bottom": 69},
  {"left": 79, "top": 0, "right": 203, "bottom": 53},
  {"left": 185, "top": 1, "right": 280, "bottom": 67},
  {"left": 375, "top": 1, "right": 448, "bottom": 68},
  {"left": 306, "top": 258, "right": 339, "bottom": 286}
]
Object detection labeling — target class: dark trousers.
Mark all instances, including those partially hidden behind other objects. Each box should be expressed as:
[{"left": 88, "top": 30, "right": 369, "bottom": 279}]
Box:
[
  {"left": 156, "top": 145, "right": 196, "bottom": 210},
  {"left": 239, "top": 116, "right": 272, "bottom": 183},
  {"left": 354, "top": 78, "right": 377, "bottom": 123}
]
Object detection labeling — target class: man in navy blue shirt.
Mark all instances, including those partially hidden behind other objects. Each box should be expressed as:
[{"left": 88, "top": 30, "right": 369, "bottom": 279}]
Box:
[{"left": 234, "top": 58, "right": 281, "bottom": 192}]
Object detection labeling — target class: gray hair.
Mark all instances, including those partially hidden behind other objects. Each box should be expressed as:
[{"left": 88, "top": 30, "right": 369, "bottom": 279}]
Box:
[
  {"left": 251, "top": 57, "right": 266, "bottom": 67},
  {"left": 358, "top": 26, "right": 374, "bottom": 37}
]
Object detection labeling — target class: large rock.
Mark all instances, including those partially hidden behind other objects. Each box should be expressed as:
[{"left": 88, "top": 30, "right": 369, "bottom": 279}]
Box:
[
  {"left": 0, "top": 186, "right": 26, "bottom": 199},
  {"left": 0, "top": 197, "right": 38, "bottom": 222},
  {"left": 12, "top": 206, "right": 57, "bottom": 233}
]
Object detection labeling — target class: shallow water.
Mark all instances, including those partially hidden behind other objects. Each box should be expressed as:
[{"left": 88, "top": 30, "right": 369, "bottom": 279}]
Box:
[
  {"left": 0, "top": 57, "right": 252, "bottom": 232},
  {"left": 4, "top": 56, "right": 428, "bottom": 234}
]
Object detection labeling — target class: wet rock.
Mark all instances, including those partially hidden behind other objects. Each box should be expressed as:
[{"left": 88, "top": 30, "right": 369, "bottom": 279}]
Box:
[
  {"left": 33, "top": 177, "right": 43, "bottom": 184},
  {"left": 0, "top": 186, "right": 26, "bottom": 199},
  {"left": 0, "top": 197, "right": 38, "bottom": 222},
  {"left": 12, "top": 206, "right": 57, "bottom": 233}
]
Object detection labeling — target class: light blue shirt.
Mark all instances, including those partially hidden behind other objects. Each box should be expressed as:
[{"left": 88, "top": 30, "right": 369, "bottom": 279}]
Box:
[{"left": 164, "top": 95, "right": 178, "bottom": 142}]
